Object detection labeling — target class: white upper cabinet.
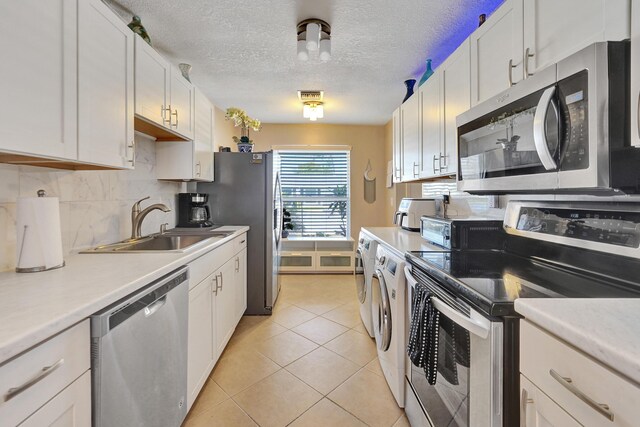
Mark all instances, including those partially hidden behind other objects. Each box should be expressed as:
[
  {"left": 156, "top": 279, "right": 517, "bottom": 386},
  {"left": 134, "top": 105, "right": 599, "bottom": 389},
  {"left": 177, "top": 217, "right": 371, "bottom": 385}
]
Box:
[
  {"left": 0, "top": 0, "right": 78, "bottom": 160},
  {"left": 134, "top": 36, "right": 171, "bottom": 129},
  {"left": 77, "top": 0, "right": 134, "bottom": 168},
  {"left": 523, "top": 0, "right": 630, "bottom": 76},
  {"left": 419, "top": 75, "right": 441, "bottom": 178},
  {"left": 134, "top": 37, "right": 194, "bottom": 141},
  {"left": 401, "top": 94, "right": 421, "bottom": 181},
  {"left": 392, "top": 108, "right": 403, "bottom": 182},
  {"left": 156, "top": 88, "right": 214, "bottom": 181},
  {"left": 170, "top": 67, "right": 195, "bottom": 140},
  {"left": 470, "top": 0, "right": 524, "bottom": 106},
  {"left": 439, "top": 39, "right": 470, "bottom": 176}
]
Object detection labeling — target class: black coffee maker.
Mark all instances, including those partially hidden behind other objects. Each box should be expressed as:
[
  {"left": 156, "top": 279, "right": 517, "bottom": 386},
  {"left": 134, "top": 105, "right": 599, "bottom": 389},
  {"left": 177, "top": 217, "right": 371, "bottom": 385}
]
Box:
[{"left": 177, "top": 193, "right": 214, "bottom": 228}]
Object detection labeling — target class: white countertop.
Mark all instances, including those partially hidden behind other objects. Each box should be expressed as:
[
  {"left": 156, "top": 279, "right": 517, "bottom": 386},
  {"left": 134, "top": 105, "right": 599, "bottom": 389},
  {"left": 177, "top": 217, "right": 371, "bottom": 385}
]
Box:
[
  {"left": 515, "top": 299, "right": 640, "bottom": 386},
  {"left": 361, "top": 227, "right": 442, "bottom": 258},
  {"left": 0, "top": 226, "right": 249, "bottom": 365}
]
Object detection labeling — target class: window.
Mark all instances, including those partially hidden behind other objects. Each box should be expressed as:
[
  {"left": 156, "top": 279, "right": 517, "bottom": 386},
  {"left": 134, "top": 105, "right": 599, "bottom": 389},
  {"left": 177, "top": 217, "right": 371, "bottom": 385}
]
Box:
[{"left": 278, "top": 150, "right": 350, "bottom": 238}]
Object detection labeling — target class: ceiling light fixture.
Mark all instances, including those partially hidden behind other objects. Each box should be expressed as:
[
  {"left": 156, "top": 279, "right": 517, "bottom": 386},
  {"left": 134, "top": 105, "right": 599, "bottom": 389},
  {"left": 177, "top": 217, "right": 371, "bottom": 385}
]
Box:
[
  {"left": 298, "top": 90, "right": 325, "bottom": 121},
  {"left": 297, "top": 19, "right": 331, "bottom": 61}
]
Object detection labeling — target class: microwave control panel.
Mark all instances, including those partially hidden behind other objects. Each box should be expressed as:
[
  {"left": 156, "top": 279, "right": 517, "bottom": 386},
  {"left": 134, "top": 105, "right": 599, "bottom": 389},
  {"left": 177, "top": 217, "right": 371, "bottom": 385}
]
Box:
[
  {"left": 558, "top": 70, "right": 589, "bottom": 171},
  {"left": 516, "top": 207, "right": 640, "bottom": 248}
]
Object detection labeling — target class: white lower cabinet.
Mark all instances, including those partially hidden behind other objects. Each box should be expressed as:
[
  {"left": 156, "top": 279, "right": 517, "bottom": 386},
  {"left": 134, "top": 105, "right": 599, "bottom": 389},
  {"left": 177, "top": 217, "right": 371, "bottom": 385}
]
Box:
[
  {"left": 186, "top": 234, "right": 247, "bottom": 410},
  {"left": 19, "top": 371, "right": 91, "bottom": 427},
  {"left": 520, "top": 320, "right": 640, "bottom": 427},
  {"left": 0, "top": 320, "right": 90, "bottom": 427}
]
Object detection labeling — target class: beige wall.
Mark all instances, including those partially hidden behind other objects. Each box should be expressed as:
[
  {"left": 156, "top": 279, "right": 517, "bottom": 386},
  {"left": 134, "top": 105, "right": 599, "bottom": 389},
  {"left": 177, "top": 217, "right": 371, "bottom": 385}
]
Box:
[{"left": 246, "top": 123, "right": 388, "bottom": 239}]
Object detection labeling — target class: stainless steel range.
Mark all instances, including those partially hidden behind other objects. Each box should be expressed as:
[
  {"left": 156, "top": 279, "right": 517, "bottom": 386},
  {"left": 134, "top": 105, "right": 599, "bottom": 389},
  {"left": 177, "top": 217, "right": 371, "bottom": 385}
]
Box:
[{"left": 404, "top": 201, "right": 640, "bottom": 427}]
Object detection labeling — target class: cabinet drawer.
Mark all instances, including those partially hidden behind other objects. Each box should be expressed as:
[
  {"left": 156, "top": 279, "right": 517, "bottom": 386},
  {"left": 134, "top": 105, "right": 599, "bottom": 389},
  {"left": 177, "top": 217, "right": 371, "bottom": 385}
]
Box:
[
  {"left": 189, "top": 243, "right": 233, "bottom": 290},
  {"left": 233, "top": 233, "right": 247, "bottom": 255},
  {"left": 0, "top": 320, "right": 90, "bottom": 427},
  {"left": 316, "top": 252, "right": 353, "bottom": 271},
  {"left": 521, "top": 320, "right": 640, "bottom": 427},
  {"left": 520, "top": 374, "right": 580, "bottom": 427},
  {"left": 280, "top": 252, "right": 315, "bottom": 272}
]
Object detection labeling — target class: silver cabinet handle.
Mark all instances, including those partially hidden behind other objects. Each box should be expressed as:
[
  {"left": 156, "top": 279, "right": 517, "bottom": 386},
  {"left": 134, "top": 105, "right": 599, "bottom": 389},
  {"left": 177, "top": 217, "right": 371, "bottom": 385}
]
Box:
[
  {"left": 5, "top": 358, "right": 65, "bottom": 402},
  {"left": 439, "top": 152, "right": 448, "bottom": 171},
  {"left": 171, "top": 109, "right": 179, "bottom": 128},
  {"left": 549, "top": 369, "right": 614, "bottom": 422},
  {"left": 508, "top": 59, "right": 517, "bottom": 87},
  {"left": 432, "top": 155, "right": 440, "bottom": 174},
  {"left": 520, "top": 388, "right": 533, "bottom": 426},
  {"left": 212, "top": 275, "right": 218, "bottom": 295},
  {"left": 195, "top": 161, "right": 201, "bottom": 177},
  {"left": 412, "top": 162, "right": 419, "bottom": 177},
  {"left": 162, "top": 105, "right": 172, "bottom": 125},
  {"left": 235, "top": 257, "right": 239, "bottom": 272},
  {"left": 524, "top": 47, "right": 535, "bottom": 78},
  {"left": 217, "top": 272, "right": 223, "bottom": 290},
  {"left": 128, "top": 140, "right": 136, "bottom": 167}
]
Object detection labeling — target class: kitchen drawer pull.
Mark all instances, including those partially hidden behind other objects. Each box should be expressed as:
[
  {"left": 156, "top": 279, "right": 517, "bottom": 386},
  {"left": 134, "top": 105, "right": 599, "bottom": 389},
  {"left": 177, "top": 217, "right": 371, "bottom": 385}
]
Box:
[
  {"left": 520, "top": 388, "right": 533, "bottom": 426},
  {"left": 235, "top": 257, "right": 240, "bottom": 272},
  {"left": 508, "top": 59, "right": 517, "bottom": 87},
  {"left": 4, "top": 358, "right": 65, "bottom": 402},
  {"left": 171, "top": 109, "right": 179, "bottom": 128},
  {"left": 549, "top": 369, "right": 614, "bottom": 422},
  {"left": 240, "top": 239, "right": 246, "bottom": 244},
  {"left": 524, "top": 47, "right": 535, "bottom": 78}
]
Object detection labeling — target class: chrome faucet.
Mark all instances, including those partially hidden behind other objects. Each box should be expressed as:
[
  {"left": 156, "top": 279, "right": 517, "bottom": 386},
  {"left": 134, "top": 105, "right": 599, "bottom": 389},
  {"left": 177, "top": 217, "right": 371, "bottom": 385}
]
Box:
[{"left": 130, "top": 196, "right": 171, "bottom": 239}]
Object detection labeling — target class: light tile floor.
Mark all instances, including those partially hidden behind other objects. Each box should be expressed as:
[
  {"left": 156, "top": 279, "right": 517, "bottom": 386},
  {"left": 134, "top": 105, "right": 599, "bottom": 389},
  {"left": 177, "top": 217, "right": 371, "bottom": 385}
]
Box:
[{"left": 183, "top": 274, "right": 411, "bottom": 427}]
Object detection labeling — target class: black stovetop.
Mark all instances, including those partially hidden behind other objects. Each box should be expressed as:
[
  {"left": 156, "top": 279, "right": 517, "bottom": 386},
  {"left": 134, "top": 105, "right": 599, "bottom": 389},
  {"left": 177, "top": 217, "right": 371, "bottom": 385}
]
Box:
[{"left": 406, "top": 247, "right": 640, "bottom": 317}]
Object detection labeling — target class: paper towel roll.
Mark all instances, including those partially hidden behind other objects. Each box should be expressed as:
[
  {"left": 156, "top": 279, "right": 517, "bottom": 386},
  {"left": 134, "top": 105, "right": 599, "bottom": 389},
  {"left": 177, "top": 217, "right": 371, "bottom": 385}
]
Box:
[{"left": 16, "top": 192, "right": 64, "bottom": 272}]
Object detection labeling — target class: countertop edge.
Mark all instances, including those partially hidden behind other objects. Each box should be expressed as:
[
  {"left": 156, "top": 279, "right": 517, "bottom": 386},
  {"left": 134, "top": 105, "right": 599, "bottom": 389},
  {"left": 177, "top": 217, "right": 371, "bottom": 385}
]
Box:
[{"left": 0, "top": 226, "right": 250, "bottom": 365}]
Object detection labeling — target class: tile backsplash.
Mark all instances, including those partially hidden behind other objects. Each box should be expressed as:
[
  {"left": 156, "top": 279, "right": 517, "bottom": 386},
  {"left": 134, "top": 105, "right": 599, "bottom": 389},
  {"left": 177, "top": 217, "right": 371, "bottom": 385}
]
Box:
[{"left": 0, "top": 134, "right": 184, "bottom": 271}]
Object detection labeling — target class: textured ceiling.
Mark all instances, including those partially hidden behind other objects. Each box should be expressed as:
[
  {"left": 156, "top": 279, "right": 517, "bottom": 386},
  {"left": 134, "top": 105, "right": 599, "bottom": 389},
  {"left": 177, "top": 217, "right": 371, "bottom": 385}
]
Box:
[{"left": 107, "top": 0, "right": 504, "bottom": 124}]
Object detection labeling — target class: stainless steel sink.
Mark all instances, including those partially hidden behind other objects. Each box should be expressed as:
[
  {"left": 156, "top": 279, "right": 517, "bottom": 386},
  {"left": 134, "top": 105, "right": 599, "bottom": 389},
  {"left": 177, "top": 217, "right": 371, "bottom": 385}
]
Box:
[{"left": 82, "top": 230, "right": 234, "bottom": 253}]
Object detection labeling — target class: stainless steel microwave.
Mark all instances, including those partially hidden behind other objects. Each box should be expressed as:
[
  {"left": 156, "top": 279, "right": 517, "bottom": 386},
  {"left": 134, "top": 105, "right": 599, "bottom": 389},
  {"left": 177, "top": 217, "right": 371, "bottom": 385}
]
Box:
[{"left": 456, "top": 41, "right": 640, "bottom": 194}]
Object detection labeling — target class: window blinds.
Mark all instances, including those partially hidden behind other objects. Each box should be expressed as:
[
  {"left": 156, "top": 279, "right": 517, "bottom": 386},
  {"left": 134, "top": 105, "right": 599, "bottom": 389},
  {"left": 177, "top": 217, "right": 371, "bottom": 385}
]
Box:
[{"left": 278, "top": 150, "right": 350, "bottom": 238}]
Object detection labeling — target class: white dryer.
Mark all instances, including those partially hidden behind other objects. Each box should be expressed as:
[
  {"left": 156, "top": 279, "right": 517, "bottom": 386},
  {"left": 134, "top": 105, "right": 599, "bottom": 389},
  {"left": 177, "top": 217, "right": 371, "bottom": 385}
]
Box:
[
  {"left": 372, "top": 245, "right": 406, "bottom": 407},
  {"left": 355, "top": 232, "right": 378, "bottom": 337}
]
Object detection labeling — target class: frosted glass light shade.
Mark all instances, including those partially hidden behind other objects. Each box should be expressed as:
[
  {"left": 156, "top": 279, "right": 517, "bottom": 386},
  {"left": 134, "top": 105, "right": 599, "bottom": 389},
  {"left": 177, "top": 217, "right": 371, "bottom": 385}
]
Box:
[
  {"left": 297, "top": 40, "right": 308, "bottom": 61},
  {"left": 319, "top": 38, "right": 331, "bottom": 61},
  {"left": 306, "top": 22, "right": 320, "bottom": 51}
]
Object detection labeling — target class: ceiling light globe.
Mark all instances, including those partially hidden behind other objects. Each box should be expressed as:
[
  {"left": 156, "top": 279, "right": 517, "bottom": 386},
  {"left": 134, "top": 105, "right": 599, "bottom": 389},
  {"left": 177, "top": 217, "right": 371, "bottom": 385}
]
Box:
[
  {"left": 306, "top": 22, "right": 320, "bottom": 51},
  {"left": 297, "top": 40, "right": 309, "bottom": 61},
  {"left": 319, "top": 39, "right": 331, "bottom": 61}
]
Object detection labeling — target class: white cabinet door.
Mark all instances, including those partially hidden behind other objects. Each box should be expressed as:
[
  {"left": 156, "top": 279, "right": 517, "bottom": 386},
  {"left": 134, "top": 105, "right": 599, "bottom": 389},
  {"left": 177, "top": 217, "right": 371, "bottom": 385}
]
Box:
[
  {"left": 77, "top": 0, "right": 134, "bottom": 169},
  {"left": 520, "top": 375, "right": 581, "bottom": 427},
  {"left": 470, "top": 0, "right": 524, "bottom": 106},
  {"left": 187, "top": 277, "right": 215, "bottom": 409},
  {"left": 392, "top": 108, "right": 403, "bottom": 182},
  {"left": 134, "top": 36, "right": 170, "bottom": 127},
  {"left": 19, "top": 371, "right": 91, "bottom": 427},
  {"left": 439, "top": 40, "right": 470, "bottom": 176},
  {"left": 194, "top": 89, "right": 214, "bottom": 181},
  {"left": 0, "top": 0, "right": 77, "bottom": 160},
  {"left": 234, "top": 248, "right": 247, "bottom": 323},
  {"left": 401, "top": 94, "right": 421, "bottom": 181},
  {"left": 214, "top": 258, "right": 237, "bottom": 358},
  {"left": 419, "top": 75, "right": 441, "bottom": 178},
  {"left": 169, "top": 67, "right": 195, "bottom": 140},
  {"left": 628, "top": 0, "right": 639, "bottom": 148},
  {"left": 523, "top": 0, "right": 629, "bottom": 76}
]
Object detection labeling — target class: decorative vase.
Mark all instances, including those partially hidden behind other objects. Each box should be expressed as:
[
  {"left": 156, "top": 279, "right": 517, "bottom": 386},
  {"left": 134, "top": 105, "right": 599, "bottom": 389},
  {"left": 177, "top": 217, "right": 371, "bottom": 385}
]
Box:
[
  {"left": 402, "top": 79, "right": 416, "bottom": 103},
  {"left": 237, "top": 143, "right": 253, "bottom": 153},
  {"left": 418, "top": 59, "right": 434, "bottom": 86},
  {"left": 179, "top": 63, "right": 192, "bottom": 82},
  {"left": 282, "top": 230, "right": 289, "bottom": 238},
  {"left": 128, "top": 15, "right": 151, "bottom": 46}
]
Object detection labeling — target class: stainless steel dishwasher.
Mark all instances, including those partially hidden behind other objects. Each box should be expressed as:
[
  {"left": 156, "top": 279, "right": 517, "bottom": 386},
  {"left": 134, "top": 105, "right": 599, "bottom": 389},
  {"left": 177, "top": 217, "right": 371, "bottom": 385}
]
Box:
[{"left": 91, "top": 266, "right": 189, "bottom": 427}]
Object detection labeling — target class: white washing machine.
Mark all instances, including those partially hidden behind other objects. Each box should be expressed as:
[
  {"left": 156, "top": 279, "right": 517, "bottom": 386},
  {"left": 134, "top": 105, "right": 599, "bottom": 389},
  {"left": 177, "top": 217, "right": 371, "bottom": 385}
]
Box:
[
  {"left": 355, "top": 232, "right": 378, "bottom": 337},
  {"left": 372, "top": 245, "right": 406, "bottom": 407}
]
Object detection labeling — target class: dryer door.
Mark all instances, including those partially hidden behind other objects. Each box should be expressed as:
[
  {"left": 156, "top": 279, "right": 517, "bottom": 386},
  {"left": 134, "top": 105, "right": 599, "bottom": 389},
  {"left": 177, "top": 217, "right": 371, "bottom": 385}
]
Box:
[
  {"left": 372, "top": 268, "right": 392, "bottom": 351},
  {"left": 355, "top": 248, "right": 366, "bottom": 303}
]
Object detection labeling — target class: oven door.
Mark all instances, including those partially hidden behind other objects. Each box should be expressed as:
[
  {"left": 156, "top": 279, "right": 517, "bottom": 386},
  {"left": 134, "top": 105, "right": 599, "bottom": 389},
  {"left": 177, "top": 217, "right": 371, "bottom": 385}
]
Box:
[{"left": 405, "top": 266, "right": 503, "bottom": 427}]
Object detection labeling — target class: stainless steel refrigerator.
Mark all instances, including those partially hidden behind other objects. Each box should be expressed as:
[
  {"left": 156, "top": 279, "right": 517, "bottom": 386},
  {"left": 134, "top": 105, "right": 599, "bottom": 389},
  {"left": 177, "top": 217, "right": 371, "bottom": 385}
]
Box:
[{"left": 197, "top": 151, "right": 282, "bottom": 315}]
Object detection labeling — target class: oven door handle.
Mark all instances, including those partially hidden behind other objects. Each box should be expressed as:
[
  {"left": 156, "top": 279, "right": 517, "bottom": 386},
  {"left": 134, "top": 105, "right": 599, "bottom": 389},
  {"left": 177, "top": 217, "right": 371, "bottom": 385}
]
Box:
[
  {"left": 533, "top": 85, "right": 559, "bottom": 171},
  {"left": 404, "top": 266, "right": 417, "bottom": 290},
  {"left": 431, "top": 296, "right": 490, "bottom": 339}
]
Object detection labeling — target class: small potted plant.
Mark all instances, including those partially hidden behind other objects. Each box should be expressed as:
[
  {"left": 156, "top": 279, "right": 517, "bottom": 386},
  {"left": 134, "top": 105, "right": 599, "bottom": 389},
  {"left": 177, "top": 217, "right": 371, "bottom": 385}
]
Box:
[
  {"left": 282, "top": 208, "right": 294, "bottom": 238},
  {"left": 225, "top": 107, "right": 262, "bottom": 152}
]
